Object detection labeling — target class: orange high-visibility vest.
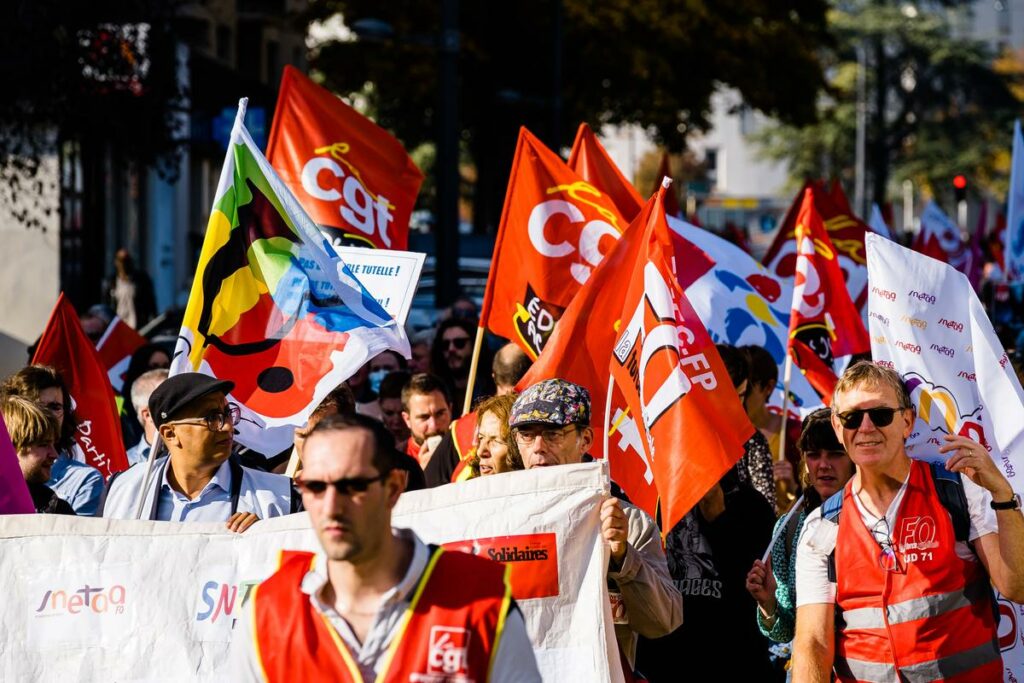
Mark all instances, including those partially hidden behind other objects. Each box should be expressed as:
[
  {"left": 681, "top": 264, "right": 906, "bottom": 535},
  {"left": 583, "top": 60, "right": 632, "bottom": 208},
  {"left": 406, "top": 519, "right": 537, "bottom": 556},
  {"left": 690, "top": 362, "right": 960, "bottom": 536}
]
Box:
[
  {"left": 252, "top": 547, "right": 512, "bottom": 683},
  {"left": 834, "top": 459, "right": 1001, "bottom": 682}
]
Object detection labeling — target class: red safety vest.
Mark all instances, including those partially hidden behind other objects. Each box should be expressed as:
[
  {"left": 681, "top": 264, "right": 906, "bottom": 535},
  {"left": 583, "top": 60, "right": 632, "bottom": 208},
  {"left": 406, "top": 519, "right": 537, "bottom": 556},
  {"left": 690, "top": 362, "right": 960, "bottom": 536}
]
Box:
[
  {"left": 834, "top": 459, "right": 1002, "bottom": 682},
  {"left": 252, "top": 547, "right": 512, "bottom": 683}
]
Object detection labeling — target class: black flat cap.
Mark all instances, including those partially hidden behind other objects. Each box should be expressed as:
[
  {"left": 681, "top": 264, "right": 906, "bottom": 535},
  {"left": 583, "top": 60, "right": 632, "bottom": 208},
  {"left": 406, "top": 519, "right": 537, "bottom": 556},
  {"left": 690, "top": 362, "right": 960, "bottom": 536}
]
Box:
[{"left": 149, "top": 373, "right": 235, "bottom": 428}]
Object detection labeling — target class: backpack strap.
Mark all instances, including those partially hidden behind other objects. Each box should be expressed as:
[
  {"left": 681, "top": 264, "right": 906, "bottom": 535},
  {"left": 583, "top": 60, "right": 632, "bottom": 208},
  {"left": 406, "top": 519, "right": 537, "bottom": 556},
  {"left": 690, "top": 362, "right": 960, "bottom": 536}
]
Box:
[
  {"left": 822, "top": 490, "right": 844, "bottom": 583},
  {"left": 929, "top": 461, "right": 971, "bottom": 545}
]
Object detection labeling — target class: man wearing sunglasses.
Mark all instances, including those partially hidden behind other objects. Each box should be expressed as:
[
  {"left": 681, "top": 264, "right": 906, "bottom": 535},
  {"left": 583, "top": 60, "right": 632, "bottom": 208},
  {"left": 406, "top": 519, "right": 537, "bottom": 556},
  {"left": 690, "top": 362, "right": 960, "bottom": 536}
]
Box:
[
  {"left": 231, "top": 413, "right": 540, "bottom": 682},
  {"left": 101, "top": 373, "right": 298, "bottom": 532},
  {"left": 793, "top": 361, "right": 1024, "bottom": 683},
  {"left": 510, "top": 379, "right": 682, "bottom": 676}
]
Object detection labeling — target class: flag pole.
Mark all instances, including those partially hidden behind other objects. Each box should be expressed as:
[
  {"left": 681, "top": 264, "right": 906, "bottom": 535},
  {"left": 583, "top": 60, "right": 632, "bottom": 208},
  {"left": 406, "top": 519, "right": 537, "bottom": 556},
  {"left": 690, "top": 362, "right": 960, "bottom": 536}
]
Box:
[
  {"left": 603, "top": 374, "right": 614, "bottom": 458},
  {"left": 133, "top": 439, "right": 163, "bottom": 520},
  {"left": 776, "top": 352, "right": 794, "bottom": 506},
  {"left": 285, "top": 446, "right": 301, "bottom": 478},
  {"left": 462, "top": 326, "right": 486, "bottom": 415}
]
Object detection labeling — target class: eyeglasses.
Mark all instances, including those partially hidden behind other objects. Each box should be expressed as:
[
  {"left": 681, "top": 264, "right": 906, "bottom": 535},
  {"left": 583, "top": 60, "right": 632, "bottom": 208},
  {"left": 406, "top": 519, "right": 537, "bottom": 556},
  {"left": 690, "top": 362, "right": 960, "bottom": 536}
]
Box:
[
  {"left": 835, "top": 406, "right": 905, "bottom": 429},
  {"left": 871, "top": 518, "right": 902, "bottom": 573},
  {"left": 39, "top": 401, "right": 64, "bottom": 414},
  {"left": 295, "top": 472, "right": 390, "bottom": 497},
  {"left": 444, "top": 336, "right": 471, "bottom": 351},
  {"left": 167, "top": 403, "right": 241, "bottom": 432},
  {"left": 476, "top": 434, "right": 507, "bottom": 450},
  {"left": 512, "top": 425, "right": 577, "bottom": 447}
]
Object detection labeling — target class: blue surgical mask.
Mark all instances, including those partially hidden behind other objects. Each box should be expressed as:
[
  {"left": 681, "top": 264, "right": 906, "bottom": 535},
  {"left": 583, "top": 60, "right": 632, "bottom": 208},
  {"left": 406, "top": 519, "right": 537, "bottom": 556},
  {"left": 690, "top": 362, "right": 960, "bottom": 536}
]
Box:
[{"left": 368, "top": 369, "right": 388, "bottom": 394}]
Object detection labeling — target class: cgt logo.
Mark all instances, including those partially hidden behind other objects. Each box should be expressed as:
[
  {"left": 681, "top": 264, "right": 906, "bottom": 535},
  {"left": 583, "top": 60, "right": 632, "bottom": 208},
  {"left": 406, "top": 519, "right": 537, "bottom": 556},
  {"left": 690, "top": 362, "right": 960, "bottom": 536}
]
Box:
[
  {"left": 196, "top": 580, "right": 260, "bottom": 624},
  {"left": 997, "top": 598, "right": 1019, "bottom": 652},
  {"left": 35, "top": 584, "right": 126, "bottom": 617},
  {"left": 426, "top": 626, "right": 471, "bottom": 679}
]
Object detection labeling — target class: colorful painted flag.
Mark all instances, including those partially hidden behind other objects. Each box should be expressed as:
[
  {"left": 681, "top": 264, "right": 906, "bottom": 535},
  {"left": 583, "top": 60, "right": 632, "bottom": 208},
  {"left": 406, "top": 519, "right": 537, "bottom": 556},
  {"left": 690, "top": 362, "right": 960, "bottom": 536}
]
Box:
[
  {"left": 610, "top": 182, "right": 752, "bottom": 535},
  {"left": 172, "top": 99, "right": 410, "bottom": 455},
  {"left": 1006, "top": 120, "right": 1024, "bottom": 281},
  {"left": 788, "top": 188, "right": 870, "bottom": 385},
  {"left": 0, "top": 415, "right": 34, "bottom": 514},
  {"left": 266, "top": 66, "right": 423, "bottom": 250},
  {"left": 96, "top": 316, "right": 147, "bottom": 393},
  {"left": 666, "top": 218, "right": 823, "bottom": 415},
  {"left": 516, "top": 198, "right": 658, "bottom": 514},
  {"left": 764, "top": 182, "right": 870, "bottom": 310},
  {"left": 32, "top": 294, "right": 129, "bottom": 478},
  {"left": 869, "top": 203, "right": 892, "bottom": 240},
  {"left": 481, "top": 127, "right": 629, "bottom": 359},
  {"left": 567, "top": 123, "right": 644, "bottom": 222}
]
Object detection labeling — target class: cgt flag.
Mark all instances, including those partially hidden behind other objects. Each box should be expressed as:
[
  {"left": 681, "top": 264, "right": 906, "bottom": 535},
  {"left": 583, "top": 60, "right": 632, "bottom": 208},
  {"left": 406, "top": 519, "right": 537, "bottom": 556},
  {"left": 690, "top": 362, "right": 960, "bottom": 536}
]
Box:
[
  {"left": 865, "top": 231, "right": 1024, "bottom": 484},
  {"left": 481, "top": 127, "right": 629, "bottom": 359},
  {"left": 788, "top": 188, "right": 870, "bottom": 395},
  {"left": 567, "top": 123, "right": 643, "bottom": 222},
  {"left": 764, "top": 182, "right": 870, "bottom": 310},
  {"left": 172, "top": 99, "right": 410, "bottom": 455},
  {"left": 266, "top": 66, "right": 423, "bottom": 250},
  {"left": 610, "top": 182, "right": 753, "bottom": 535},
  {"left": 32, "top": 294, "right": 129, "bottom": 478}
]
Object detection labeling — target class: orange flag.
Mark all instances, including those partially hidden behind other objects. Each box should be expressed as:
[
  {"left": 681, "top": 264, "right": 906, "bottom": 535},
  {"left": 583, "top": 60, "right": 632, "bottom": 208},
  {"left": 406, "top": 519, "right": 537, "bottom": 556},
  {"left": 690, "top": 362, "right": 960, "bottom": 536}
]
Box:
[
  {"left": 33, "top": 294, "right": 129, "bottom": 478},
  {"left": 266, "top": 65, "right": 423, "bottom": 250},
  {"left": 764, "top": 181, "right": 870, "bottom": 310},
  {"left": 789, "top": 188, "right": 871, "bottom": 382},
  {"left": 609, "top": 182, "right": 753, "bottom": 534},
  {"left": 481, "top": 127, "right": 629, "bottom": 359},
  {"left": 515, "top": 196, "right": 657, "bottom": 514},
  {"left": 567, "top": 123, "right": 644, "bottom": 222},
  {"left": 652, "top": 152, "right": 681, "bottom": 218}
]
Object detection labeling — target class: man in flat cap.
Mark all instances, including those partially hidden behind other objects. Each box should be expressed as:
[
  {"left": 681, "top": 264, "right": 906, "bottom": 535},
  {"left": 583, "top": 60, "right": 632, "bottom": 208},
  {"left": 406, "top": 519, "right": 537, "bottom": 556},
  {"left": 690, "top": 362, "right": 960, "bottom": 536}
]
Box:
[
  {"left": 101, "top": 373, "right": 298, "bottom": 531},
  {"left": 509, "top": 379, "right": 683, "bottom": 674}
]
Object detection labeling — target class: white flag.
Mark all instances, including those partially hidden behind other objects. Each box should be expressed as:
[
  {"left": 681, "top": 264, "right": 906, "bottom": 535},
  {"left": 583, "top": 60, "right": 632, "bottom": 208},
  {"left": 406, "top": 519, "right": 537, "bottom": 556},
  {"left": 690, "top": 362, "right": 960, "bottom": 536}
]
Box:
[{"left": 866, "top": 232, "right": 1024, "bottom": 478}]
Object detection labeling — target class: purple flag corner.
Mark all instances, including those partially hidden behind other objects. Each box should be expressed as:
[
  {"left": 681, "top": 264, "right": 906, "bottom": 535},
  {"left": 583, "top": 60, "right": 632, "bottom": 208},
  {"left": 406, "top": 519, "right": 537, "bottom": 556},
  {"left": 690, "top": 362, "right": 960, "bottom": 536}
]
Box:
[{"left": 0, "top": 414, "right": 34, "bottom": 514}]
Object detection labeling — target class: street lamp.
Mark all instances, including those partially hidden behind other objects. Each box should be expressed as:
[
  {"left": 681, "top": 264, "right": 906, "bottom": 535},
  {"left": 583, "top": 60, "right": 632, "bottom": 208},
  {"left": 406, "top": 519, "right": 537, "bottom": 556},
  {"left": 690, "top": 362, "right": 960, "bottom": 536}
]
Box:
[{"left": 351, "top": 3, "right": 460, "bottom": 310}]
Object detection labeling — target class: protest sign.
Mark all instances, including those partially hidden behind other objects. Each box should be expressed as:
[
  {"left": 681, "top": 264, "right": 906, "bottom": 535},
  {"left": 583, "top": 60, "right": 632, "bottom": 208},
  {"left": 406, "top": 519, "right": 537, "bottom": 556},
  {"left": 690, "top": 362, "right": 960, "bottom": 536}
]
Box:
[
  {"left": 0, "top": 462, "right": 621, "bottom": 682},
  {"left": 334, "top": 246, "right": 425, "bottom": 326}
]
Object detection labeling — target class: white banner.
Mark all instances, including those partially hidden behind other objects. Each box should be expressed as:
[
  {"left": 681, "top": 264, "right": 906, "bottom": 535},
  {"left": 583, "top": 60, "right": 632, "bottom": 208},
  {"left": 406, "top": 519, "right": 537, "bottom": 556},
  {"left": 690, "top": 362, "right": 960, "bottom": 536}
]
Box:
[
  {"left": 335, "top": 246, "right": 426, "bottom": 325},
  {"left": 866, "top": 233, "right": 1024, "bottom": 679},
  {"left": 0, "top": 462, "right": 621, "bottom": 683}
]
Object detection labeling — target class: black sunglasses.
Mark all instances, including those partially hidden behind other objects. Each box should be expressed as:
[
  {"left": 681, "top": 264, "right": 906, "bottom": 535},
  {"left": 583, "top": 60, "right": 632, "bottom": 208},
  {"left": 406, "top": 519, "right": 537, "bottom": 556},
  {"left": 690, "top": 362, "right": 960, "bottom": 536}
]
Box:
[
  {"left": 836, "top": 406, "right": 905, "bottom": 429},
  {"left": 445, "top": 337, "right": 470, "bottom": 350},
  {"left": 296, "top": 472, "right": 389, "bottom": 497}
]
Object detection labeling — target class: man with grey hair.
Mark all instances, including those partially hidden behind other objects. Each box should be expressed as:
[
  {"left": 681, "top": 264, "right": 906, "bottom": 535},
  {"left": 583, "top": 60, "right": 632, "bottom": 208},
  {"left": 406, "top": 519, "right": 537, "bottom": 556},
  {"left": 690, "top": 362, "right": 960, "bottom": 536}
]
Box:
[
  {"left": 793, "top": 360, "right": 1024, "bottom": 682},
  {"left": 125, "top": 368, "right": 168, "bottom": 466}
]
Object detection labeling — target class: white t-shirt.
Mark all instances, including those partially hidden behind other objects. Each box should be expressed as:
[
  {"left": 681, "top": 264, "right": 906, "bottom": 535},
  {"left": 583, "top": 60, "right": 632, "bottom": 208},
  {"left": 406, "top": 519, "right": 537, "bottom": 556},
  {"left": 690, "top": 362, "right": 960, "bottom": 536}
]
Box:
[{"left": 794, "top": 468, "right": 997, "bottom": 607}]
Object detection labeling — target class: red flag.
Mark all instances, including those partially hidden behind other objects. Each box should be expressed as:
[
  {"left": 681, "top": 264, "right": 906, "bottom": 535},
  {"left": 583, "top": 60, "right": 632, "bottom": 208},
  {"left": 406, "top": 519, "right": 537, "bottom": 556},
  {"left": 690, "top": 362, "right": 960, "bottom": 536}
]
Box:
[
  {"left": 96, "top": 316, "right": 147, "bottom": 393},
  {"left": 764, "top": 182, "right": 870, "bottom": 309},
  {"left": 652, "top": 152, "right": 681, "bottom": 218},
  {"left": 609, "top": 182, "right": 753, "bottom": 534},
  {"left": 789, "top": 189, "right": 870, "bottom": 379},
  {"left": 911, "top": 230, "right": 949, "bottom": 263},
  {"left": 0, "top": 415, "right": 34, "bottom": 514},
  {"left": 567, "top": 123, "right": 644, "bottom": 222},
  {"left": 32, "top": 294, "right": 129, "bottom": 478},
  {"left": 266, "top": 65, "right": 423, "bottom": 250},
  {"left": 789, "top": 339, "right": 836, "bottom": 405},
  {"left": 828, "top": 178, "right": 853, "bottom": 215},
  {"left": 516, "top": 199, "right": 657, "bottom": 513},
  {"left": 481, "top": 127, "right": 630, "bottom": 359}
]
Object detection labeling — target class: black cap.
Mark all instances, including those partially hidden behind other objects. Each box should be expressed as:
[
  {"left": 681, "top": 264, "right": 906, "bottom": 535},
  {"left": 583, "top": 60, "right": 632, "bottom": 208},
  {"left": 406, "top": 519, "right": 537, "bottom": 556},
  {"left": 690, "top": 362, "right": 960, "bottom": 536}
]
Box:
[{"left": 149, "top": 373, "right": 235, "bottom": 428}]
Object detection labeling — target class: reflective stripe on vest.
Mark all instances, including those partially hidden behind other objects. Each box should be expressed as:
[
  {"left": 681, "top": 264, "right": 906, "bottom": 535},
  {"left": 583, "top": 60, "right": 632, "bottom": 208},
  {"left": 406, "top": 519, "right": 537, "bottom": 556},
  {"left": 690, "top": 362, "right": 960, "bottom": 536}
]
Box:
[
  {"left": 837, "top": 639, "right": 1001, "bottom": 683},
  {"left": 833, "top": 459, "right": 1001, "bottom": 683},
  {"left": 253, "top": 547, "right": 511, "bottom": 683}
]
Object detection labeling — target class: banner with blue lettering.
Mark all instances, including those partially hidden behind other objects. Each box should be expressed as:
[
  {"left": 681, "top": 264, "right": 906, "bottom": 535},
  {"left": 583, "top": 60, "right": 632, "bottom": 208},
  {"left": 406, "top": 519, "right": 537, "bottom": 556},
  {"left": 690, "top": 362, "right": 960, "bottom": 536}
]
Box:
[{"left": 0, "top": 463, "right": 620, "bottom": 682}]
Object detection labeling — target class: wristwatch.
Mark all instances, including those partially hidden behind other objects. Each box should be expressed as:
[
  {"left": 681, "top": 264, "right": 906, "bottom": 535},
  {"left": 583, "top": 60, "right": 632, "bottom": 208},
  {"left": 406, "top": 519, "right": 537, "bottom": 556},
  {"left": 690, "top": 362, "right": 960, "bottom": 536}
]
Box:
[{"left": 990, "top": 493, "right": 1022, "bottom": 511}]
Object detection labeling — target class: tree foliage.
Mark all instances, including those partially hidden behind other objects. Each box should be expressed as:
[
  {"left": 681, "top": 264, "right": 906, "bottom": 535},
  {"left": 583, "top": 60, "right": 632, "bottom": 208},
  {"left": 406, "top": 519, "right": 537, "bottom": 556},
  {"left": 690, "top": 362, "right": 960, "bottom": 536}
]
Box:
[
  {"left": 306, "top": 0, "right": 831, "bottom": 231},
  {"left": 754, "top": 1, "right": 1022, "bottom": 208},
  {"left": 0, "top": 1, "right": 186, "bottom": 229}
]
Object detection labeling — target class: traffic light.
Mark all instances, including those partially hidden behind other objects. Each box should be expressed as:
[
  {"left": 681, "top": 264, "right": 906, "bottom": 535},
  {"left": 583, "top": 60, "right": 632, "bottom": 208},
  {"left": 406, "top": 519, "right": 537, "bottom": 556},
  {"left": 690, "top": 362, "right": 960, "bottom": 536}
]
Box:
[{"left": 953, "top": 174, "right": 967, "bottom": 203}]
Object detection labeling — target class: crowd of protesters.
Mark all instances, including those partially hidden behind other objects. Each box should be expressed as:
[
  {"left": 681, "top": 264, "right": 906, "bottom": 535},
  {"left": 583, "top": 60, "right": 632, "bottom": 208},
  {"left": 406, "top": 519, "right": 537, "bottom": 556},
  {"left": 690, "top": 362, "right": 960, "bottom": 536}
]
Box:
[{"left": 5, "top": 287, "right": 1024, "bottom": 683}]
